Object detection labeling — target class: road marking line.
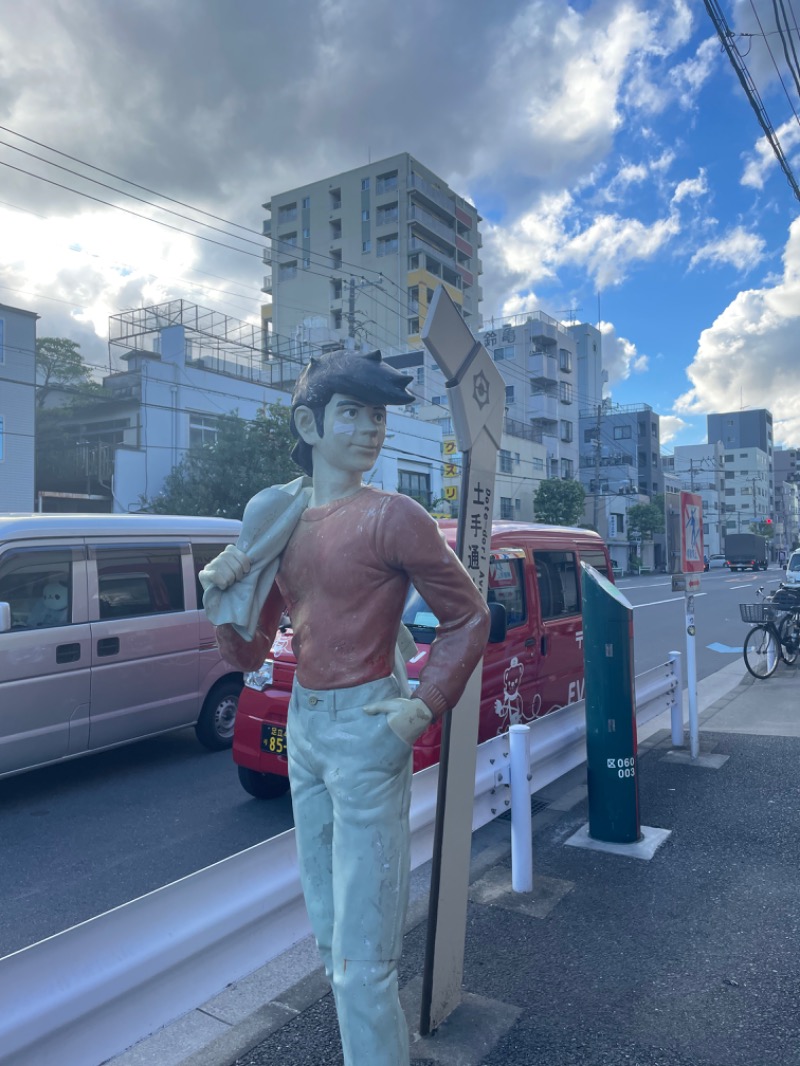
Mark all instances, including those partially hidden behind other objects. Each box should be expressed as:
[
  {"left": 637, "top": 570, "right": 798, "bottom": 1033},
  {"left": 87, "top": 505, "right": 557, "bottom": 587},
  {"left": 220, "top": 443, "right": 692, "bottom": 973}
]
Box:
[
  {"left": 729, "top": 583, "right": 753, "bottom": 589},
  {"left": 633, "top": 593, "right": 708, "bottom": 608}
]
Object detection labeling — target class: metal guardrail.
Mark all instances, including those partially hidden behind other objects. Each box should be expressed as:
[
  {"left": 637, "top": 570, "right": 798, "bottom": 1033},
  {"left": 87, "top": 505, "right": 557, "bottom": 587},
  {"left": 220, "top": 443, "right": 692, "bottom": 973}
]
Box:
[{"left": 0, "top": 657, "right": 680, "bottom": 1066}]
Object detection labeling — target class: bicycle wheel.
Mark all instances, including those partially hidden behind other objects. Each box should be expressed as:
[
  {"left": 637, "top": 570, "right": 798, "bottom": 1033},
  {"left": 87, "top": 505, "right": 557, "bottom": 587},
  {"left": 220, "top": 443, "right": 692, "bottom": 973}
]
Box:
[
  {"left": 743, "top": 625, "right": 781, "bottom": 679},
  {"left": 778, "top": 613, "right": 800, "bottom": 665}
]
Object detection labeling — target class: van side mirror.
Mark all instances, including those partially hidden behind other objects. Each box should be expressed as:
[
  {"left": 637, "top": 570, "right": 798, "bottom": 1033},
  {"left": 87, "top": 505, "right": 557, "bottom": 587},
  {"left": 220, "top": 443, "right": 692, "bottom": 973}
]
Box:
[
  {"left": 0, "top": 602, "right": 11, "bottom": 634},
  {"left": 488, "top": 601, "right": 507, "bottom": 644}
]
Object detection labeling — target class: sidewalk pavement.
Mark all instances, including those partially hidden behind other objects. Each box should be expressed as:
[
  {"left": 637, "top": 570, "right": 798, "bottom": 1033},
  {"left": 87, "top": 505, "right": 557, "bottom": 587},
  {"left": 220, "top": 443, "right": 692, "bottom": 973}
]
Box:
[{"left": 110, "top": 655, "right": 800, "bottom": 1066}]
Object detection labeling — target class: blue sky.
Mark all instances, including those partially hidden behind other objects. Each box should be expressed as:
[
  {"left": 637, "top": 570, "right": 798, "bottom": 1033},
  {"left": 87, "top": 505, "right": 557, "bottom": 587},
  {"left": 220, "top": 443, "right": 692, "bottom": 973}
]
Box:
[{"left": 0, "top": 0, "right": 798, "bottom": 450}]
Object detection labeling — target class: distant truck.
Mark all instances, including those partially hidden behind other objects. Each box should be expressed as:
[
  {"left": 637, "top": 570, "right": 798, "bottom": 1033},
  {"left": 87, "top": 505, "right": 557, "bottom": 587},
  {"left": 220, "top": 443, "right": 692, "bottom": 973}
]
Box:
[{"left": 725, "top": 533, "right": 769, "bottom": 572}]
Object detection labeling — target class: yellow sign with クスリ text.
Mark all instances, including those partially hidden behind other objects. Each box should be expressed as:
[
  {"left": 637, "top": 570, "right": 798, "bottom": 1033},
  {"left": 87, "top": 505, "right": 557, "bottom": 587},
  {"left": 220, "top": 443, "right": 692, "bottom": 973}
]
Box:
[
  {"left": 444, "top": 462, "right": 460, "bottom": 479},
  {"left": 443, "top": 438, "right": 458, "bottom": 455},
  {"left": 444, "top": 485, "right": 458, "bottom": 501}
]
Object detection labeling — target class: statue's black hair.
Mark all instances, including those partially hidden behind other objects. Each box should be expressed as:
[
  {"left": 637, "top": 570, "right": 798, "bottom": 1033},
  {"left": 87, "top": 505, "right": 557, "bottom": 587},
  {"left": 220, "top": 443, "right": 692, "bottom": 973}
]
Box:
[{"left": 290, "top": 349, "right": 415, "bottom": 474}]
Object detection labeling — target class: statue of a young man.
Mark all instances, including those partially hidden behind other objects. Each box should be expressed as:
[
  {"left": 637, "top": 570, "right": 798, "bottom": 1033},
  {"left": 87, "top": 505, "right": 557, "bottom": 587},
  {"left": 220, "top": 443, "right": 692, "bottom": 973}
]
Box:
[{"left": 200, "top": 348, "right": 489, "bottom": 1066}]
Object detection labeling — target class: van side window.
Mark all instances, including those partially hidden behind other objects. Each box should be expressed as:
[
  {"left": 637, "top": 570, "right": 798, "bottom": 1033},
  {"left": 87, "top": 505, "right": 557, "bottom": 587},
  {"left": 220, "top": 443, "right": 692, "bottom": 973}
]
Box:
[
  {"left": 0, "top": 549, "right": 73, "bottom": 629},
  {"left": 535, "top": 551, "right": 580, "bottom": 619},
  {"left": 488, "top": 557, "right": 526, "bottom": 628},
  {"left": 580, "top": 549, "right": 610, "bottom": 579},
  {"left": 192, "top": 544, "right": 230, "bottom": 608},
  {"left": 96, "top": 549, "right": 184, "bottom": 619}
]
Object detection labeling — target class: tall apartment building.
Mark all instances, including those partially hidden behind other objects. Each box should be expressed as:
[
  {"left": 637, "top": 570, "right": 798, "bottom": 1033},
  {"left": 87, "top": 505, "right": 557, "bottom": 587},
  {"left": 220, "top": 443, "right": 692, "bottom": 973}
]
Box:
[
  {"left": 772, "top": 447, "right": 799, "bottom": 553},
  {"left": 261, "top": 153, "right": 482, "bottom": 360},
  {"left": 707, "top": 409, "right": 774, "bottom": 542},
  {"left": 0, "top": 302, "right": 38, "bottom": 511}
]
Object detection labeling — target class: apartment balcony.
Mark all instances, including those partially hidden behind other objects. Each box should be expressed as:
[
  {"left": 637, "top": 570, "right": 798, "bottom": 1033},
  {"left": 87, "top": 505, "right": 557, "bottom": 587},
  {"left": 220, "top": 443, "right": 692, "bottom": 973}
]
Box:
[
  {"left": 262, "top": 220, "right": 271, "bottom": 237},
  {"left": 262, "top": 250, "right": 271, "bottom": 265},
  {"left": 408, "top": 235, "right": 456, "bottom": 271},
  {"left": 408, "top": 204, "right": 456, "bottom": 250},
  {"left": 409, "top": 172, "right": 456, "bottom": 216},
  {"left": 529, "top": 394, "right": 559, "bottom": 425},
  {"left": 527, "top": 311, "right": 561, "bottom": 348},
  {"left": 529, "top": 352, "right": 558, "bottom": 384},
  {"left": 261, "top": 274, "right": 272, "bottom": 294},
  {"left": 503, "top": 416, "right": 543, "bottom": 444}
]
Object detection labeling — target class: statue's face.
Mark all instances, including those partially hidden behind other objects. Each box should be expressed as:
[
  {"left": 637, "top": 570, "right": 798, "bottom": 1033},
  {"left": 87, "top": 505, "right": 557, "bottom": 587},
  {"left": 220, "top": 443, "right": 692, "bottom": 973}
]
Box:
[{"left": 314, "top": 392, "right": 387, "bottom": 473}]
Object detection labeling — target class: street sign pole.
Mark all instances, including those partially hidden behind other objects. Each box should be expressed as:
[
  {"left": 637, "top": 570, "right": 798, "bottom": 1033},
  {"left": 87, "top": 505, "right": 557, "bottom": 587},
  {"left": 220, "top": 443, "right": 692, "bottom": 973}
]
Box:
[
  {"left": 419, "top": 286, "right": 505, "bottom": 1037},
  {"left": 678, "top": 492, "right": 704, "bottom": 759}
]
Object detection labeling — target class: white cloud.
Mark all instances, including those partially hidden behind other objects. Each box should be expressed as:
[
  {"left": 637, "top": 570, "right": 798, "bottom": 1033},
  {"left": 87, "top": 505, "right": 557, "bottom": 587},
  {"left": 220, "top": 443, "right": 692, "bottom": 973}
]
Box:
[
  {"left": 689, "top": 226, "right": 766, "bottom": 272},
  {"left": 672, "top": 169, "right": 708, "bottom": 204},
  {"left": 659, "top": 415, "right": 689, "bottom": 446},
  {"left": 676, "top": 217, "right": 800, "bottom": 445},
  {"left": 741, "top": 119, "right": 800, "bottom": 191},
  {"left": 599, "top": 320, "right": 649, "bottom": 387}
]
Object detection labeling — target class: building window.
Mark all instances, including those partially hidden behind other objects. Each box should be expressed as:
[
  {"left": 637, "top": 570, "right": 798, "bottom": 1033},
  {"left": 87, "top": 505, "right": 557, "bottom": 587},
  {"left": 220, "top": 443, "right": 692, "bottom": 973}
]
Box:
[
  {"left": 415, "top": 366, "right": 425, "bottom": 385},
  {"left": 277, "top": 202, "right": 297, "bottom": 223},
  {"left": 189, "top": 413, "right": 220, "bottom": 450},
  {"left": 331, "top": 279, "right": 343, "bottom": 300},
  {"left": 302, "top": 196, "right": 310, "bottom": 209},
  {"left": 559, "top": 349, "right": 572, "bottom": 372},
  {"left": 408, "top": 253, "right": 419, "bottom": 270},
  {"left": 376, "top": 170, "right": 398, "bottom": 194},
  {"left": 505, "top": 385, "right": 515, "bottom": 404},
  {"left": 499, "top": 449, "right": 513, "bottom": 474},
  {"left": 278, "top": 260, "right": 297, "bottom": 281},
  {"left": 652, "top": 424, "right": 658, "bottom": 438},
  {"left": 332, "top": 309, "right": 342, "bottom": 329},
  {"left": 492, "top": 345, "right": 514, "bottom": 361},
  {"left": 408, "top": 317, "right": 420, "bottom": 334},
  {"left": 330, "top": 220, "right": 342, "bottom": 240},
  {"left": 329, "top": 189, "right": 341, "bottom": 210},
  {"left": 407, "top": 285, "right": 419, "bottom": 313},
  {"left": 561, "top": 458, "right": 574, "bottom": 478},
  {"left": 613, "top": 425, "right": 632, "bottom": 440},
  {"left": 283, "top": 231, "right": 297, "bottom": 247},
  {"left": 559, "top": 381, "right": 573, "bottom": 404},
  {"left": 532, "top": 457, "right": 544, "bottom": 471},
  {"left": 398, "top": 470, "right": 431, "bottom": 507},
  {"left": 560, "top": 420, "right": 573, "bottom": 443},
  {"left": 362, "top": 209, "right": 370, "bottom": 221},
  {"left": 431, "top": 395, "right": 446, "bottom": 406},
  {"left": 362, "top": 240, "right": 372, "bottom": 253},
  {"left": 331, "top": 249, "right": 342, "bottom": 269},
  {"left": 377, "top": 233, "right": 398, "bottom": 256},
  {"left": 500, "top": 497, "right": 514, "bottom": 519},
  {"left": 361, "top": 177, "right": 370, "bottom": 191},
  {"left": 377, "top": 202, "right": 399, "bottom": 225}
]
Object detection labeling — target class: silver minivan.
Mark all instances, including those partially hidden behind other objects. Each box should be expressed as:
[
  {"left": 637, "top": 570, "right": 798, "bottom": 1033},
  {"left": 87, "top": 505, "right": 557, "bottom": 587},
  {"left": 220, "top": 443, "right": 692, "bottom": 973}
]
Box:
[{"left": 0, "top": 513, "right": 242, "bottom": 779}]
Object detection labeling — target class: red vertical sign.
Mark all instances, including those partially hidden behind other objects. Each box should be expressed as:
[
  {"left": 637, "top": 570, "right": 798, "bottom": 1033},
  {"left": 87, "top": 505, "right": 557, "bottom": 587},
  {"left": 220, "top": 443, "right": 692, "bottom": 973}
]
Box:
[{"left": 680, "top": 491, "right": 704, "bottom": 573}]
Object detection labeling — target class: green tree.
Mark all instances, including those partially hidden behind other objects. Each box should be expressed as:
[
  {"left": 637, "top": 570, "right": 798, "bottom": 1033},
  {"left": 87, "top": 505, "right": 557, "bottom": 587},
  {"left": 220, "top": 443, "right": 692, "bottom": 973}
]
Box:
[
  {"left": 143, "top": 404, "right": 299, "bottom": 518},
  {"left": 749, "top": 520, "right": 775, "bottom": 539},
  {"left": 35, "top": 337, "right": 99, "bottom": 407},
  {"left": 626, "top": 501, "right": 665, "bottom": 540},
  {"left": 533, "top": 478, "right": 586, "bottom": 526}
]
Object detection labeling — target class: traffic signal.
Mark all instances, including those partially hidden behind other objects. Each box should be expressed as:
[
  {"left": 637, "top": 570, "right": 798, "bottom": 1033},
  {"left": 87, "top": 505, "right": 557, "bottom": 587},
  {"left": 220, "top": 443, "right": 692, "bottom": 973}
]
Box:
[{"left": 766, "top": 518, "right": 773, "bottom": 524}]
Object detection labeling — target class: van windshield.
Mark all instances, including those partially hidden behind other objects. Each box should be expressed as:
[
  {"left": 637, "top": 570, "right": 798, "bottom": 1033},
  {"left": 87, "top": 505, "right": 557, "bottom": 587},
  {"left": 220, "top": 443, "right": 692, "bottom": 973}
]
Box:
[{"left": 789, "top": 555, "right": 800, "bottom": 572}]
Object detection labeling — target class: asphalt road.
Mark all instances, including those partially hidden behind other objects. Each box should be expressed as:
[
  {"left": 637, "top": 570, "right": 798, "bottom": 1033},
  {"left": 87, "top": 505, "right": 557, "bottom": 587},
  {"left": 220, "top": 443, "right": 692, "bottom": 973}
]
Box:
[{"left": 0, "top": 565, "right": 781, "bottom": 958}]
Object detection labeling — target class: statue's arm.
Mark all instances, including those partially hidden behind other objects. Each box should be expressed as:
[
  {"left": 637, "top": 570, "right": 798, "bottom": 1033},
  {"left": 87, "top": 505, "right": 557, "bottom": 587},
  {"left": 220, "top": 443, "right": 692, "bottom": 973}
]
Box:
[{"left": 215, "top": 582, "right": 287, "bottom": 671}]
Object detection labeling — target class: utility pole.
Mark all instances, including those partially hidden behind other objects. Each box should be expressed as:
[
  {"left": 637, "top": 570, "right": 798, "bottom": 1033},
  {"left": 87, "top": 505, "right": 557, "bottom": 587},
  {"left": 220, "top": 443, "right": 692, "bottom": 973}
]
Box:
[
  {"left": 348, "top": 277, "right": 356, "bottom": 339},
  {"left": 593, "top": 403, "right": 602, "bottom": 531}
]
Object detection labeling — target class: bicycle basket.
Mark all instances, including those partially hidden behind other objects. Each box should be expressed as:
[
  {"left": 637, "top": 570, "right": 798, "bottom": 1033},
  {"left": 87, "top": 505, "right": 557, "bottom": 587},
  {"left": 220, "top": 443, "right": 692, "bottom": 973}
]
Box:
[{"left": 739, "top": 602, "right": 771, "bottom": 623}]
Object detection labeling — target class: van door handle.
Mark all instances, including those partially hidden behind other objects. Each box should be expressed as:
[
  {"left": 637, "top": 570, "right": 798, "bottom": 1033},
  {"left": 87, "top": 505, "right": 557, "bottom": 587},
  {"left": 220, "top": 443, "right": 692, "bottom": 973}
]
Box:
[
  {"left": 540, "top": 635, "right": 548, "bottom": 656},
  {"left": 97, "top": 637, "right": 120, "bottom": 657},
  {"left": 56, "top": 643, "right": 81, "bottom": 664},
  {"left": 524, "top": 637, "right": 536, "bottom": 648}
]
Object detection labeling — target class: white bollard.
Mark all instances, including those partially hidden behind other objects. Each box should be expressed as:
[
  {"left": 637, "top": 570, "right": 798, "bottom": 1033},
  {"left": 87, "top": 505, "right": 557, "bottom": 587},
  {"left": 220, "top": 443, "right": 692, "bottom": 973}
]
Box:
[
  {"left": 509, "top": 724, "right": 533, "bottom": 893},
  {"left": 669, "top": 650, "right": 684, "bottom": 747}
]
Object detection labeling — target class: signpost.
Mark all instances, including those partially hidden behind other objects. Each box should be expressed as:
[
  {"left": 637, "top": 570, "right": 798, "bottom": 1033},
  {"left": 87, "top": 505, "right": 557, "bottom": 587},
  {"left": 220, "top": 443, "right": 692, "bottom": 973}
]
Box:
[
  {"left": 679, "top": 491, "right": 704, "bottom": 759},
  {"left": 419, "top": 286, "right": 505, "bottom": 1036}
]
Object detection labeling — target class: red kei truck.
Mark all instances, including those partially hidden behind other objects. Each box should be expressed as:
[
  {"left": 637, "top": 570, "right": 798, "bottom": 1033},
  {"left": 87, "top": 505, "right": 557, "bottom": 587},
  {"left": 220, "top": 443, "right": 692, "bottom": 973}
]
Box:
[{"left": 232, "top": 520, "right": 614, "bottom": 798}]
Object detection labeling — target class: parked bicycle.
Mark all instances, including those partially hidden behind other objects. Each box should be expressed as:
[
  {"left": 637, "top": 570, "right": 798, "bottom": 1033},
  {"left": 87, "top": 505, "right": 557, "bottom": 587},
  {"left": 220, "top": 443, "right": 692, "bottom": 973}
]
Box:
[{"left": 740, "top": 585, "right": 800, "bottom": 679}]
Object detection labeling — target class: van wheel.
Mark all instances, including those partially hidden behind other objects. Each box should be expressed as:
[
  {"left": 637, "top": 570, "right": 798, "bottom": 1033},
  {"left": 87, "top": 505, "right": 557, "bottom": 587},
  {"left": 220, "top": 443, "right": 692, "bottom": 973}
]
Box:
[
  {"left": 237, "top": 765, "right": 290, "bottom": 799},
  {"left": 196, "top": 679, "right": 241, "bottom": 750}
]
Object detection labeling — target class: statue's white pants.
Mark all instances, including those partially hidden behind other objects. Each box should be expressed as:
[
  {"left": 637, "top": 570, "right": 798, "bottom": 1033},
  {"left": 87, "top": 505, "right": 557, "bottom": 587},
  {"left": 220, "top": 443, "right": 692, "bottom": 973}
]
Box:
[{"left": 287, "top": 674, "right": 413, "bottom": 1066}]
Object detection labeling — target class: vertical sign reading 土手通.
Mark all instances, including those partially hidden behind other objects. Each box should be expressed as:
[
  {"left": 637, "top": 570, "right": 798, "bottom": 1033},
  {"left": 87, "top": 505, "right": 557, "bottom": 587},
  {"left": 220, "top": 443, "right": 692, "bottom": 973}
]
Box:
[{"left": 419, "top": 285, "right": 505, "bottom": 1037}]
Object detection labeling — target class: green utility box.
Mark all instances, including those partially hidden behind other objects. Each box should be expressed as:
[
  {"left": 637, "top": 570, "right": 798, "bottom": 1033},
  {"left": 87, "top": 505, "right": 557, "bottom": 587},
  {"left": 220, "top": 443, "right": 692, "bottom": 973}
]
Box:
[{"left": 581, "top": 562, "right": 641, "bottom": 844}]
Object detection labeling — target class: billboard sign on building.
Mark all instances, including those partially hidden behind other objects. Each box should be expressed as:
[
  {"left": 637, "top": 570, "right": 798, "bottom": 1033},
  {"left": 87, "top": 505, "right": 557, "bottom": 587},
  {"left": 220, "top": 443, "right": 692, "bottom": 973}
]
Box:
[{"left": 680, "top": 491, "right": 704, "bottom": 573}]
